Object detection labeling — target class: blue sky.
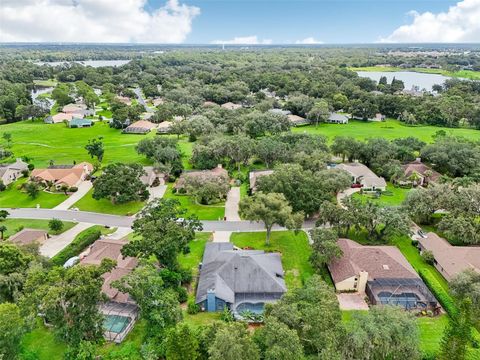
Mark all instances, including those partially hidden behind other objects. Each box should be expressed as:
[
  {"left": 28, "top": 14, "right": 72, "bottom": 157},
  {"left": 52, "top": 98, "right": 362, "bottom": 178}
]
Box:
[{"left": 149, "top": 0, "right": 460, "bottom": 43}]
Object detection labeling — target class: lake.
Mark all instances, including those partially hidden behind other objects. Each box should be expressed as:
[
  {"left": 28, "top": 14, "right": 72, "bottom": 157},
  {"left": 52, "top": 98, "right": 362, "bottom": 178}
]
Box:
[
  {"left": 356, "top": 71, "right": 452, "bottom": 91},
  {"left": 34, "top": 60, "right": 131, "bottom": 68}
]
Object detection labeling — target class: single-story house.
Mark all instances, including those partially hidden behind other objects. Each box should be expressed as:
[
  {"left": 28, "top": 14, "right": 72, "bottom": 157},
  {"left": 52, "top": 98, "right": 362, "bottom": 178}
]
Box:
[
  {"left": 327, "top": 113, "right": 349, "bottom": 124},
  {"left": 156, "top": 121, "right": 173, "bottom": 134},
  {"left": 0, "top": 158, "right": 29, "bottom": 185},
  {"left": 81, "top": 238, "right": 138, "bottom": 343},
  {"left": 249, "top": 170, "right": 274, "bottom": 192},
  {"left": 418, "top": 232, "right": 480, "bottom": 282},
  {"left": 195, "top": 242, "right": 287, "bottom": 317},
  {"left": 287, "top": 114, "right": 310, "bottom": 126},
  {"left": 336, "top": 162, "right": 387, "bottom": 192},
  {"left": 62, "top": 103, "right": 87, "bottom": 113},
  {"left": 45, "top": 113, "right": 74, "bottom": 124},
  {"left": 221, "top": 102, "right": 242, "bottom": 110},
  {"left": 31, "top": 162, "right": 93, "bottom": 189},
  {"left": 268, "top": 108, "right": 291, "bottom": 116},
  {"left": 369, "top": 113, "right": 386, "bottom": 122},
  {"left": 115, "top": 96, "right": 132, "bottom": 106},
  {"left": 175, "top": 165, "right": 229, "bottom": 191},
  {"left": 152, "top": 97, "right": 164, "bottom": 107},
  {"left": 123, "top": 120, "right": 157, "bottom": 134},
  {"left": 329, "top": 239, "right": 438, "bottom": 310},
  {"left": 69, "top": 118, "right": 93, "bottom": 128},
  {"left": 203, "top": 101, "right": 219, "bottom": 107},
  {"left": 8, "top": 228, "right": 48, "bottom": 246},
  {"left": 141, "top": 167, "right": 165, "bottom": 187},
  {"left": 402, "top": 158, "right": 441, "bottom": 187}
]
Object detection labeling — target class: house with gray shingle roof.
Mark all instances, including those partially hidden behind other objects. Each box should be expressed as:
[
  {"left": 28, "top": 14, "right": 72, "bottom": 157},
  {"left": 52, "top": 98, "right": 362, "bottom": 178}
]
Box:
[
  {"left": 0, "top": 158, "right": 28, "bottom": 186},
  {"left": 195, "top": 243, "right": 287, "bottom": 316},
  {"left": 327, "top": 112, "right": 349, "bottom": 124}
]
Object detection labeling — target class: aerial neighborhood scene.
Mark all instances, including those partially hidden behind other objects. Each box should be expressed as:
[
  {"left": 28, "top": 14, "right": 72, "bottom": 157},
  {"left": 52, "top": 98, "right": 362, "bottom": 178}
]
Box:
[{"left": 0, "top": 0, "right": 480, "bottom": 359}]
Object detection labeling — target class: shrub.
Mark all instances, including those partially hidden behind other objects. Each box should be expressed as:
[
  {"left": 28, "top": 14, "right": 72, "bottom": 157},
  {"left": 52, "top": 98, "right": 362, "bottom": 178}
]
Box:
[
  {"left": 422, "top": 250, "right": 435, "bottom": 265},
  {"left": 178, "top": 267, "right": 193, "bottom": 285},
  {"left": 50, "top": 227, "right": 102, "bottom": 266},
  {"left": 68, "top": 186, "right": 78, "bottom": 192},
  {"left": 21, "top": 169, "right": 29, "bottom": 178},
  {"left": 411, "top": 239, "right": 419, "bottom": 247},
  {"left": 187, "top": 299, "right": 200, "bottom": 314},
  {"left": 48, "top": 218, "right": 64, "bottom": 234},
  {"left": 27, "top": 164, "right": 35, "bottom": 171},
  {"left": 176, "top": 287, "right": 188, "bottom": 303},
  {"left": 0, "top": 181, "right": 5, "bottom": 192},
  {"left": 419, "top": 268, "right": 457, "bottom": 317}
]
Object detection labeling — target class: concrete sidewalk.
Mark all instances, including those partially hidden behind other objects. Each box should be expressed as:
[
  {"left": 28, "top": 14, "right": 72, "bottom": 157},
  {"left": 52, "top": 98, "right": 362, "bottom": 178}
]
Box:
[
  {"left": 54, "top": 181, "right": 93, "bottom": 210},
  {"left": 225, "top": 187, "right": 241, "bottom": 221},
  {"left": 40, "top": 222, "right": 94, "bottom": 258}
]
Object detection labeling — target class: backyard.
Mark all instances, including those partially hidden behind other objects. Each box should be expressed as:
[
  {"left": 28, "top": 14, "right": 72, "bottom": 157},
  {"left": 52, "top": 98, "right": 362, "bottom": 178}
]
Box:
[{"left": 231, "top": 230, "right": 314, "bottom": 289}]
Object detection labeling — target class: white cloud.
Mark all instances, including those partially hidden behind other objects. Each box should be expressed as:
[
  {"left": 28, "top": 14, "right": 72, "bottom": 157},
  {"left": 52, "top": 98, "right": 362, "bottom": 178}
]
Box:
[
  {"left": 0, "top": 0, "right": 200, "bottom": 43},
  {"left": 211, "top": 35, "right": 272, "bottom": 45},
  {"left": 295, "top": 37, "right": 324, "bottom": 44},
  {"left": 380, "top": 0, "right": 480, "bottom": 43}
]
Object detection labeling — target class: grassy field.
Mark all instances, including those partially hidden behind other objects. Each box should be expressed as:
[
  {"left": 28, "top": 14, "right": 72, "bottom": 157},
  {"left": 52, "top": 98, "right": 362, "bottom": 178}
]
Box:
[
  {"left": 231, "top": 230, "right": 314, "bottom": 289},
  {"left": 350, "top": 66, "right": 480, "bottom": 81},
  {"left": 33, "top": 79, "right": 57, "bottom": 87},
  {"left": 0, "top": 178, "right": 67, "bottom": 209},
  {"left": 293, "top": 119, "right": 480, "bottom": 143},
  {"left": 2, "top": 120, "right": 155, "bottom": 167},
  {"left": 72, "top": 188, "right": 145, "bottom": 216},
  {"left": 352, "top": 182, "right": 411, "bottom": 207},
  {"left": 2, "top": 218, "right": 75, "bottom": 238},
  {"left": 163, "top": 183, "right": 225, "bottom": 220},
  {"left": 178, "top": 232, "right": 211, "bottom": 275}
]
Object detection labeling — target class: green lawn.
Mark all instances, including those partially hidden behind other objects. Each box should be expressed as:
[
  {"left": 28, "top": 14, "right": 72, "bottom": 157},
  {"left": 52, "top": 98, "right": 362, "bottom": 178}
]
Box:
[
  {"left": 163, "top": 184, "right": 225, "bottom": 220},
  {"left": 33, "top": 79, "right": 57, "bottom": 87},
  {"left": 178, "top": 232, "right": 212, "bottom": 276},
  {"left": 352, "top": 182, "right": 411, "bottom": 207},
  {"left": 350, "top": 66, "right": 480, "bottom": 81},
  {"left": 72, "top": 188, "right": 144, "bottom": 216},
  {"left": 3, "top": 120, "right": 155, "bottom": 167},
  {"left": 231, "top": 231, "right": 314, "bottom": 289},
  {"left": 0, "top": 178, "right": 68, "bottom": 209},
  {"left": 2, "top": 218, "right": 75, "bottom": 238},
  {"left": 293, "top": 119, "right": 480, "bottom": 143}
]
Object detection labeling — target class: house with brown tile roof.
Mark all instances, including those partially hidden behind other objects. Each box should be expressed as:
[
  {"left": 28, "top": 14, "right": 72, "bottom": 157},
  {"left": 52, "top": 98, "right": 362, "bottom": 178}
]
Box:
[
  {"left": 221, "top": 102, "right": 242, "bottom": 110},
  {"left": 402, "top": 158, "right": 441, "bottom": 186},
  {"left": 249, "top": 170, "right": 274, "bottom": 192},
  {"left": 9, "top": 228, "right": 48, "bottom": 246},
  {"left": 62, "top": 103, "right": 87, "bottom": 113},
  {"left": 329, "top": 239, "right": 437, "bottom": 310},
  {"left": 418, "top": 232, "right": 480, "bottom": 281},
  {"left": 31, "top": 162, "right": 92, "bottom": 189}
]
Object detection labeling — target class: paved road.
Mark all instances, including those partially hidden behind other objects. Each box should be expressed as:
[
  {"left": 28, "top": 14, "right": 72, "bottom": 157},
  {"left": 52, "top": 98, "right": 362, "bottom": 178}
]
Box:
[
  {"left": 54, "top": 181, "right": 93, "bottom": 210},
  {"left": 134, "top": 87, "right": 154, "bottom": 113},
  {"left": 2, "top": 208, "right": 317, "bottom": 232}
]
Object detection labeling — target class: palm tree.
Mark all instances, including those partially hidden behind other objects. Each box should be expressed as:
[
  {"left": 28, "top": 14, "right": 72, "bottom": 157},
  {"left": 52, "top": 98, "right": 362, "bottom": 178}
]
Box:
[{"left": 0, "top": 225, "right": 6, "bottom": 240}]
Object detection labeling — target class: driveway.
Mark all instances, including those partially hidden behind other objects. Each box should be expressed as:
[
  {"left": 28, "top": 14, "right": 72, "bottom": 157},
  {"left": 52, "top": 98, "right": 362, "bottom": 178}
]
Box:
[
  {"left": 337, "top": 293, "right": 369, "bottom": 311},
  {"left": 148, "top": 185, "right": 167, "bottom": 202},
  {"left": 40, "top": 222, "right": 94, "bottom": 258},
  {"left": 213, "top": 231, "right": 231, "bottom": 242},
  {"left": 225, "top": 187, "right": 241, "bottom": 221},
  {"left": 337, "top": 188, "right": 361, "bottom": 208},
  {"left": 104, "top": 226, "right": 133, "bottom": 240},
  {"left": 54, "top": 181, "right": 92, "bottom": 210}
]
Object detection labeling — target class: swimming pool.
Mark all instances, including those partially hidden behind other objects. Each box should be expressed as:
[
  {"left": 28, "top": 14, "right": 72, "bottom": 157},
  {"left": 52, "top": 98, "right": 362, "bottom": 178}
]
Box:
[{"left": 103, "top": 315, "right": 131, "bottom": 333}]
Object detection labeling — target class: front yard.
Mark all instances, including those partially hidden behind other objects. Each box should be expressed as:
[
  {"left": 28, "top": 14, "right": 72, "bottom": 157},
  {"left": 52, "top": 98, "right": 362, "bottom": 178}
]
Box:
[
  {"left": 2, "top": 218, "right": 76, "bottom": 238},
  {"left": 352, "top": 182, "right": 411, "bottom": 207},
  {"left": 163, "top": 184, "right": 225, "bottom": 220},
  {"left": 0, "top": 178, "right": 67, "bottom": 209},
  {"left": 71, "top": 188, "right": 145, "bottom": 216}
]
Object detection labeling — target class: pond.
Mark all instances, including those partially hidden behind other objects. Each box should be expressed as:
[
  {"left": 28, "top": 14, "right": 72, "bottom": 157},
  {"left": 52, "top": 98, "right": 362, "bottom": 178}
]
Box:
[
  {"left": 34, "top": 59, "right": 131, "bottom": 68},
  {"left": 356, "top": 71, "right": 452, "bottom": 91}
]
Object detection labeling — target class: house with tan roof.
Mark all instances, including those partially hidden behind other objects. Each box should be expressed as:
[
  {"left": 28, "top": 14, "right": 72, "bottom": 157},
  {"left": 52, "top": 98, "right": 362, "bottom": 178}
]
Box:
[
  {"left": 175, "top": 165, "right": 229, "bottom": 191},
  {"left": 123, "top": 120, "right": 157, "bottom": 134},
  {"left": 31, "top": 162, "right": 93, "bottom": 189},
  {"left": 221, "top": 102, "right": 242, "bottom": 110},
  {"left": 115, "top": 96, "right": 132, "bottom": 106},
  {"left": 402, "top": 158, "right": 441, "bottom": 187},
  {"left": 329, "top": 239, "right": 438, "bottom": 310},
  {"left": 336, "top": 162, "right": 387, "bottom": 191},
  {"left": 62, "top": 103, "right": 87, "bottom": 113},
  {"left": 46, "top": 112, "right": 74, "bottom": 124},
  {"left": 287, "top": 114, "right": 309, "bottom": 126},
  {"left": 418, "top": 232, "right": 480, "bottom": 281},
  {"left": 9, "top": 228, "right": 48, "bottom": 246},
  {"left": 156, "top": 121, "right": 172, "bottom": 134},
  {"left": 0, "top": 158, "right": 28, "bottom": 186}
]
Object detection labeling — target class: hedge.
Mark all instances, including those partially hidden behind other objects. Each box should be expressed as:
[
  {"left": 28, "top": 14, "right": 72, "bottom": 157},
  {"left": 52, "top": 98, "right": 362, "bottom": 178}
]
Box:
[
  {"left": 50, "top": 226, "right": 102, "bottom": 267},
  {"left": 419, "top": 268, "right": 458, "bottom": 317}
]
